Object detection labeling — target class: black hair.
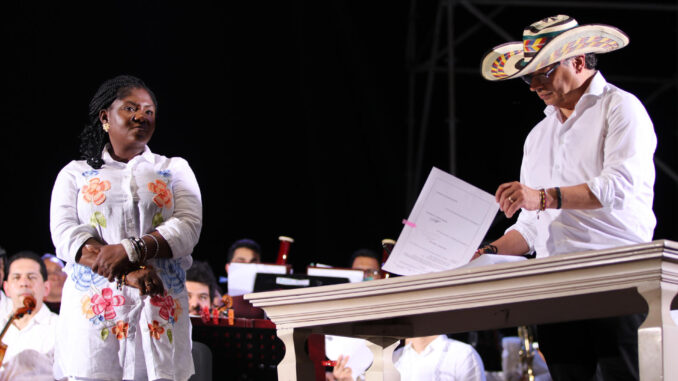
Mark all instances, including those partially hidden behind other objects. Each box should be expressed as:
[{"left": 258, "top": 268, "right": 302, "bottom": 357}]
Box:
[
  {"left": 349, "top": 248, "right": 381, "bottom": 268},
  {"left": 80, "top": 75, "right": 158, "bottom": 169},
  {"left": 226, "top": 238, "right": 262, "bottom": 263},
  {"left": 584, "top": 53, "right": 597, "bottom": 70},
  {"left": 0, "top": 245, "right": 7, "bottom": 275},
  {"left": 186, "top": 260, "right": 218, "bottom": 300},
  {"left": 6, "top": 250, "right": 48, "bottom": 282}
]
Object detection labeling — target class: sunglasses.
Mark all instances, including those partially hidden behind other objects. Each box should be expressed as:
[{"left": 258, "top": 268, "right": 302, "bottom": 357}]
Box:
[{"left": 521, "top": 62, "right": 560, "bottom": 85}]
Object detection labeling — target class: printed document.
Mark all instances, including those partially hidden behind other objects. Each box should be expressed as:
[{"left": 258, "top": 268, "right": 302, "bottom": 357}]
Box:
[{"left": 383, "top": 167, "right": 499, "bottom": 275}]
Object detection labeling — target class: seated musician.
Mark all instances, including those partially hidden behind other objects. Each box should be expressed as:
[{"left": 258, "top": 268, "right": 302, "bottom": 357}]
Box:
[
  {"left": 41, "top": 253, "right": 66, "bottom": 314},
  {"left": 326, "top": 248, "right": 382, "bottom": 381},
  {"left": 348, "top": 248, "right": 381, "bottom": 281},
  {"left": 217, "top": 238, "right": 263, "bottom": 295},
  {"left": 187, "top": 259, "right": 265, "bottom": 320},
  {"left": 0, "top": 251, "right": 58, "bottom": 380},
  {"left": 186, "top": 260, "right": 219, "bottom": 316},
  {"left": 392, "top": 335, "right": 485, "bottom": 381},
  {"left": 224, "top": 238, "right": 262, "bottom": 276}
]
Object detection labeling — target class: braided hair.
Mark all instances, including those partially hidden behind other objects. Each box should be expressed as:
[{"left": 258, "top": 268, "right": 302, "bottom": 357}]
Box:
[{"left": 79, "top": 75, "right": 158, "bottom": 169}]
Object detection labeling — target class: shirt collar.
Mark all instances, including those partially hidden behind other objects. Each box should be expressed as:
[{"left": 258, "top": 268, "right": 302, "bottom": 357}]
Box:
[
  {"left": 12, "top": 304, "right": 53, "bottom": 330},
  {"left": 543, "top": 71, "right": 607, "bottom": 117},
  {"left": 30, "top": 304, "right": 53, "bottom": 324},
  {"left": 403, "top": 335, "right": 447, "bottom": 356},
  {"left": 101, "top": 144, "right": 154, "bottom": 165}
]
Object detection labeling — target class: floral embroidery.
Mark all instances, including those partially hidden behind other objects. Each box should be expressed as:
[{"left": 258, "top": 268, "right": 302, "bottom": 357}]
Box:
[
  {"left": 173, "top": 299, "right": 183, "bottom": 324},
  {"left": 101, "top": 327, "right": 110, "bottom": 341},
  {"left": 148, "top": 320, "right": 165, "bottom": 340},
  {"left": 71, "top": 263, "right": 108, "bottom": 291},
  {"left": 148, "top": 179, "right": 172, "bottom": 208},
  {"left": 81, "top": 295, "right": 95, "bottom": 319},
  {"left": 112, "top": 320, "right": 129, "bottom": 339},
  {"left": 157, "top": 169, "right": 171, "bottom": 178},
  {"left": 151, "top": 293, "right": 176, "bottom": 324},
  {"left": 82, "top": 169, "right": 99, "bottom": 177},
  {"left": 91, "top": 287, "right": 125, "bottom": 321},
  {"left": 153, "top": 259, "right": 186, "bottom": 294},
  {"left": 90, "top": 315, "right": 105, "bottom": 326},
  {"left": 82, "top": 178, "right": 111, "bottom": 205},
  {"left": 152, "top": 212, "right": 164, "bottom": 228},
  {"left": 89, "top": 211, "right": 107, "bottom": 228}
]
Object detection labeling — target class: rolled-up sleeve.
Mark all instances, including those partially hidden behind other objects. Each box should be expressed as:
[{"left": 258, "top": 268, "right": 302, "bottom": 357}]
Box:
[
  {"left": 586, "top": 94, "right": 656, "bottom": 209},
  {"left": 50, "top": 164, "right": 97, "bottom": 264},
  {"left": 155, "top": 158, "right": 203, "bottom": 259}
]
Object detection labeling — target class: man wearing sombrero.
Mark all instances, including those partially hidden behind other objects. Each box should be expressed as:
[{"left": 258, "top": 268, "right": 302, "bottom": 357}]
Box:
[{"left": 476, "top": 15, "right": 657, "bottom": 380}]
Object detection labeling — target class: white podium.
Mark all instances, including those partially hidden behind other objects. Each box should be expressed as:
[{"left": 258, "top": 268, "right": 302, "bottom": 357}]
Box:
[{"left": 246, "top": 240, "right": 678, "bottom": 380}]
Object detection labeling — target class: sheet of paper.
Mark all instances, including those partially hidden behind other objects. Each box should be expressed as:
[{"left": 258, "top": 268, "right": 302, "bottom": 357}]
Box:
[
  {"left": 383, "top": 167, "right": 499, "bottom": 276},
  {"left": 307, "top": 267, "right": 365, "bottom": 283},
  {"left": 227, "top": 263, "right": 288, "bottom": 296},
  {"left": 325, "top": 335, "right": 373, "bottom": 376}
]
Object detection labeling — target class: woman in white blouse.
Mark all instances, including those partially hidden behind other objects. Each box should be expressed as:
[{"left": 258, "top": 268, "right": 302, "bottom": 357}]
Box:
[{"left": 50, "top": 75, "right": 202, "bottom": 381}]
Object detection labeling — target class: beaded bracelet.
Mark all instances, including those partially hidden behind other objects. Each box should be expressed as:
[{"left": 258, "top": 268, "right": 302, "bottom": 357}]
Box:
[
  {"left": 475, "top": 244, "right": 498, "bottom": 256},
  {"left": 537, "top": 189, "right": 546, "bottom": 219},
  {"left": 116, "top": 273, "right": 127, "bottom": 291}
]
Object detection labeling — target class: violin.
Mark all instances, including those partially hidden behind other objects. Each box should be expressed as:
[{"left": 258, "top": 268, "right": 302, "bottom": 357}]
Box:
[{"left": 0, "top": 295, "right": 37, "bottom": 364}]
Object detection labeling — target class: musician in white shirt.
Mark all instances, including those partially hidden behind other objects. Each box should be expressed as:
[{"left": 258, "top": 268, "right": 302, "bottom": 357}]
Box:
[
  {"left": 393, "top": 335, "right": 486, "bottom": 381},
  {"left": 0, "top": 251, "right": 58, "bottom": 380}
]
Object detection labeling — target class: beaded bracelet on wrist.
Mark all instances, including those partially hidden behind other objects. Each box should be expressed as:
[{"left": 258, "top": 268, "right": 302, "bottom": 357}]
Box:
[
  {"left": 537, "top": 189, "right": 546, "bottom": 219},
  {"left": 475, "top": 244, "right": 498, "bottom": 256}
]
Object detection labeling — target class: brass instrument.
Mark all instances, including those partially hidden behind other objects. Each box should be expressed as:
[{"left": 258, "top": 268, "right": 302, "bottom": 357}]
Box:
[{"left": 517, "top": 325, "right": 536, "bottom": 381}]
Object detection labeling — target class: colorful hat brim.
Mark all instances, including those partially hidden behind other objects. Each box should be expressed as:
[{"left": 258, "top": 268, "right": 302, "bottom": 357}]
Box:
[{"left": 481, "top": 24, "right": 629, "bottom": 81}]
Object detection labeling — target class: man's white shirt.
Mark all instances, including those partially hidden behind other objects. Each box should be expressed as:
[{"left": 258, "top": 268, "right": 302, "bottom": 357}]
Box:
[
  {"left": 0, "top": 304, "right": 58, "bottom": 365},
  {"left": 393, "top": 335, "right": 486, "bottom": 381}
]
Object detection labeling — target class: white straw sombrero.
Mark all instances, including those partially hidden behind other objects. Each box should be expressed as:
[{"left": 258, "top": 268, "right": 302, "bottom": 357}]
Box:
[{"left": 481, "top": 15, "right": 629, "bottom": 81}]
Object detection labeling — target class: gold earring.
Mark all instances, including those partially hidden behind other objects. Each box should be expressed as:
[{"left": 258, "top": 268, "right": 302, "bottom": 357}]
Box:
[{"left": 103, "top": 123, "right": 110, "bottom": 132}]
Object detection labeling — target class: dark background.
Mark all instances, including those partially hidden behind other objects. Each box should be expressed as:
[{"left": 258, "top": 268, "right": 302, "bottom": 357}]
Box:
[{"left": 1, "top": 1, "right": 676, "bottom": 279}]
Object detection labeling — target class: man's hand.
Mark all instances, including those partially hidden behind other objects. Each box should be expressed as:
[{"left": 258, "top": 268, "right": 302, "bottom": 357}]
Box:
[
  {"left": 126, "top": 267, "right": 165, "bottom": 296},
  {"left": 332, "top": 355, "right": 355, "bottom": 381},
  {"left": 91, "top": 244, "right": 133, "bottom": 281},
  {"left": 495, "top": 181, "right": 541, "bottom": 218}
]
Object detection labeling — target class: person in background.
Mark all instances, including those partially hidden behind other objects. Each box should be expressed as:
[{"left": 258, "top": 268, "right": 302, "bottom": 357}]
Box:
[
  {"left": 41, "top": 254, "right": 66, "bottom": 313},
  {"left": 0, "top": 252, "right": 58, "bottom": 380},
  {"left": 186, "top": 260, "right": 218, "bottom": 316},
  {"left": 218, "top": 238, "right": 263, "bottom": 290},
  {"left": 326, "top": 248, "right": 383, "bottom": 381},
  {"left": 349, "top": 248, "right": 381, "bottom": 281},
  {"left": 225, "top": 238, "right": 262, "bottom": 275},
  {"left": 391, "top": 335, "right": 485, "bottom": 381}
]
